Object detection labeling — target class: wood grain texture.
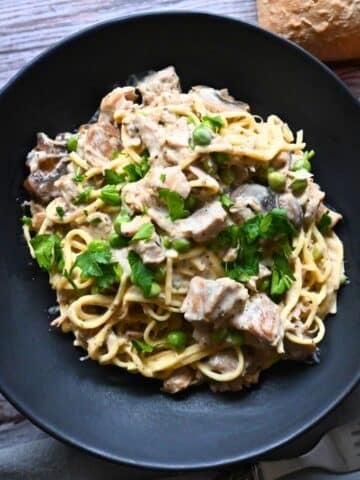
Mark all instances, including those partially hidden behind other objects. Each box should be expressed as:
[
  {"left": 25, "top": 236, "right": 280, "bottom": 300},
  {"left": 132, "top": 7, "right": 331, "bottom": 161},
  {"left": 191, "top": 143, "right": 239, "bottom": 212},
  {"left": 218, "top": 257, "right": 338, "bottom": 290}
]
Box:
[{"left": 0, "top": 0, "right": 359, "bottom": 449}]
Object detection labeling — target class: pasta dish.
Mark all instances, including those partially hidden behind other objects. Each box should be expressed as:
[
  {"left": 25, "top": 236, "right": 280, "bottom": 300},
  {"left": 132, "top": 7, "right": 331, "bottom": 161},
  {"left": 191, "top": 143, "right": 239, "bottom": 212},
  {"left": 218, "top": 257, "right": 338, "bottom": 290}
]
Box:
[{"left": 22, "top": 67, "right": 345, "bottom": 393}]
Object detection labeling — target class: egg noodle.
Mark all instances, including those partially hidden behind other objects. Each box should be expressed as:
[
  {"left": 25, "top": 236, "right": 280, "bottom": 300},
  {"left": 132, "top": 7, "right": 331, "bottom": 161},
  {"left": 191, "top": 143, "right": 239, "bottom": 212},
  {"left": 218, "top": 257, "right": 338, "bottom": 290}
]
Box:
[{"left": 23, "top": 67, "right": 344, "bottom": 393}]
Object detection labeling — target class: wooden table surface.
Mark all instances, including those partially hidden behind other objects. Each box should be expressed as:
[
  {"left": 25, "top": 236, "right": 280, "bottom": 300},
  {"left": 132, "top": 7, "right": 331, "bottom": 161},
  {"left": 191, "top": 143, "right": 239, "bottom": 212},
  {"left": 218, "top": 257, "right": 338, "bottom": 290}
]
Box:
[{"left": 0, "top": 0, "right": 359, "bottom": 451}]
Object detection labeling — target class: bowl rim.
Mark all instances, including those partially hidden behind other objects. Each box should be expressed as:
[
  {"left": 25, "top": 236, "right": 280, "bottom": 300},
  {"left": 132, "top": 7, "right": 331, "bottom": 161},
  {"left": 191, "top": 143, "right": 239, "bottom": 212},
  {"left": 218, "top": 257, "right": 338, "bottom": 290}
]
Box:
[{"left": 0, "top": 10, "right": 359, "bottom": 471}]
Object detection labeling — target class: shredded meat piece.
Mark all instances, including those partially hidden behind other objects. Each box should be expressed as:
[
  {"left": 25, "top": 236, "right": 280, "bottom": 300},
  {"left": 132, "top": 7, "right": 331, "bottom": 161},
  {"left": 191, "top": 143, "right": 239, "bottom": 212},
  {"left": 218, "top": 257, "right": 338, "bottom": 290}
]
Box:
[
  {"left": 303, "top": 181, "right": 325, "bottom": 224},
  {"left": 207, "top": 350, "right": 238, "bottom": 373},
  {"left": 120, "top": 215, "right": 151, "bottom": 236},
  {"left": 147, "top": 166, "right": 190, "bottom": 198},
  {"left": 133, "top": 233, "right": 165, "bottom": 264},
  {"left": 176, "top": 201, "right": 227, "bottom": 242},
  {"left": 192, "top": 322, "right": 212, "bottom": 345},
  {"left": 53, "top": 173, "right": 78, "bottom": 204},
  {"left": 190, "top": 86, "right": 249, "bottom": 113},
  {"left": 277, "top": 192, "right": 303, "bottom": 229},
  {"left": 85, "top": 212, "right": 113, "bottom": 239},
  {"left": 162, "top": 366, "right": 194, "bottom": 394},
  {"left": 210, "top": 372, "right": 260, "bottom": 392},
  {"left": 137, "top": 66, "right": 181, "bottom": 106},
  {"left": 99, "top": 86, "right": 137, "bottom": 123},
  {"left": 316, "top": 203, "right": 342, "bottom": 228},
  {"left": 148, "top": 206, "right": 180, "bottom": 236},
  {"left": 181, "top": 276, "right": 248, "bottom": 323},
  {"left": 229, "top": 294, "right": 283, "bottom": 347},
  {"left": 77, "top": 122, "right": 121, "bottom": 167}
]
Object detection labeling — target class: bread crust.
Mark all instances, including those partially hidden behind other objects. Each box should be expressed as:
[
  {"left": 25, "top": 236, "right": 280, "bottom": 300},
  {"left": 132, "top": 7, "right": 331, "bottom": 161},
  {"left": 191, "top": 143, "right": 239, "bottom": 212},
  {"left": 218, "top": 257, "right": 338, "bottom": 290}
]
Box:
[{"left": 257, "top": 0, "right": 360, "bottom": 61}]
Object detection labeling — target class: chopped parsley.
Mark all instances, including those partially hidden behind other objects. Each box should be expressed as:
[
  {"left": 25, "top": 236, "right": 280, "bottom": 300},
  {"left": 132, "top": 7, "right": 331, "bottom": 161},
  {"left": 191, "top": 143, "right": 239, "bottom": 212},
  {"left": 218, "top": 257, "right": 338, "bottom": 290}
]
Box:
[
  {"left": 121, "top": 152, "right": 150, "bottom": 183},
  {"left": 72, "top": 167, "right": 85, "bottom": 183},
  {"left": 73, "top": 240, "right": 121, "bottom": 289},
  {"left": 220, "top": 194, "right": 234, "bottom": 210},
  {"left": 160, "top": 173, "right": 166, "bottom": 182},
  {"left": 21, "top": 216, "right": 32, "bottom": 227},
  {"left": 30, "top": 234, "right": 63, "bottom": 273},
  {"left": 159, "top": 188, "right": 189, "bottom": 221},
  {"left": 100, "top": 185, "right": 121, "bottom": 206},
  {"left": 73, "top": 187, "right": 93, "bottom": 205},
  {"left": 66, "top": 135, "right": 78, "bottom": 152},
  {"left": 132, "top": 339, "right": 154, "bottom": 354},
  {"left": 128, "top": 251, "right": 154, "bottom": 297},
  {"left": 221, "top": 209, "right": 297, "bottom": 296},
  {"left": 202, "top": 115, "right": 226, "bottom": 133},
  {"left": 317, "top": 211, "right": 331, "bottom": 234},
  {"left": 104, "top": 169, "right": 125, "bottom": 185},
  {"left": 131, "top": 222, "right": 155, "bottom": 242},
  {"left": 56, "top": 206, "right": 65, "bottom": 220}
]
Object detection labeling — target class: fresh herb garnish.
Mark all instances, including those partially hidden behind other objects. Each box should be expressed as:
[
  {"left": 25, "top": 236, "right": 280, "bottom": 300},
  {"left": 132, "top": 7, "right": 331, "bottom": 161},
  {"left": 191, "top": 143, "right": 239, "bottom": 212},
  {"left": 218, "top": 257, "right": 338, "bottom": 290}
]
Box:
[
  {"left": 30, "top": 234, "right": 63, "bottom": 272},
  {"left": 121, "top": 152, "right": 150, "bottom": 183},
  {"left": 72, "top": 167, "right": 85, "bottom": 183},
  {"left": 66, "top": 135, "right": 78, "bottom": 152},
  {"left": 100, "top": 185, "right": 121, "bottom": 206},
  {"left": 63, "top": 269, "right": 78, "bottom": 290},
  {"left": 221, "top": 209, "right": 297, "bottom": 295},
  {"left": 132, "top": 339, "right": 154, "bottom": 354},
  {"left": 21, "top": 216, "right": 32, "bottom": 227},
  {"left": 56, "top": 206, "right": 65, "bottom": 220},
  {"left": 73, "top": 240, "right": 121, "bottom": 289},
  {"left": 128, "top": 251, "right": 154, "bottom": 297},
  {"left": 220, "top": 194, "right": 234, "bottom": 210},
  {"left": 131, "top": 222, "right": 155, "bottom": 242},
  {"left": 160, "top": 173, "right": 166, "bottom": 182},
  {"left": 73, "top": 187, "right": 93, "bottom": 205},
  {"left": 317, "top": 211, "right": 331, "bottom": 234},
  {"left": 202, "top": 115, "right": 226, "bottom": 133},
  {"left": 104, "top": 169, "right": 125, "bottom": 185},
  {"left": 159, "top": 188, "right": 189, "bottom": 221}
]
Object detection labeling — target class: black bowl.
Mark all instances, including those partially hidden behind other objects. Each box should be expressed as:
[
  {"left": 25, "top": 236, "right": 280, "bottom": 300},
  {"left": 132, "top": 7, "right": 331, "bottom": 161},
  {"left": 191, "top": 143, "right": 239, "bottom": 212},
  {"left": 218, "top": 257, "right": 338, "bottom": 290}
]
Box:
[{"left": 0, "top": 12, "right": 359, "bottom": 470}]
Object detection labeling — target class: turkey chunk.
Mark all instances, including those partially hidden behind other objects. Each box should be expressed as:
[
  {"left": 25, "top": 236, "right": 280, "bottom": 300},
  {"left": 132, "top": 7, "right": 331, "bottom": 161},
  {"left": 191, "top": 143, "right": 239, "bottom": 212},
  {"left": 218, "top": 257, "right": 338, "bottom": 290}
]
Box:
[
  {"left": 162, "top": 367, "right": 194, "bottom": 394},
  {"left": 77, "top": 122, "right": 121, "bottom": 167},
  {"left": 99, "top": 86, "right": 137, "bottom": 123},
  {"left": 181, "top": 276, "right": 248, "bottom": 323},
  {"left": 147, "top": 166, "right": 190, "bottom": 198},
  {"left": 137, "top": 66, "right": 181, "bottom": 106},
  {"left": 229, "top": 294, "right": 282, "bottom": 347},
  {"left": 176, "top": 201, "right": 227, "bottom": 242}
]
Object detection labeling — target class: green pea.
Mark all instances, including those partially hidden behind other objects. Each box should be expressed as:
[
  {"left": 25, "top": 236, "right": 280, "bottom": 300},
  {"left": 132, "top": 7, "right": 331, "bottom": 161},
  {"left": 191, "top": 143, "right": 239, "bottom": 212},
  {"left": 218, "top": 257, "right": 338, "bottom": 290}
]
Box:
[
  {"left": 108, "top": 232, "right": 128, "bottom": 249},
  {"left": 162, "top": 236, "right": 172, "bottom": 248},
  {"left": 268, "top": 171, "right": 286, "bottom": 192},
  {"left": 154, "top": 266, "right": 166, "bottom": 283},
  {"left": 148, "top": 282, "right": 161, "bottom": 298},
  {"left": 291, "top": 178, "right": 308, "bottom": 194},
  {"left": 292, "top": 157, "right": 311, "bottom": 172},
  {"left": 113, "top": 213, "right": 130, "bottom": 235},
  {"left": 172, "top": 238, "right": 191, "bottom": 253},
  {"left": 211, "top": 327, "right": 228, "bottom": 343},
  {"left": 192, "top": 124, "right": 212, "bottom": 146},
  {"left": 211, "top": 152, "right": 228, "bottom": 166},
  {"left": 340, "top": 274, "right": 348, "bottom": 285},
  {"left": 67, "top": 135, "right": 78, "bottom": 152},
  {"left": 167, "top": 331, "right": 187, "bottom": 350},
  {"left": 219, "top": 167, "right": 235, "bottom": 185},
  {"left": 228, "top": 330, "right": 244, "bottom": 346}
]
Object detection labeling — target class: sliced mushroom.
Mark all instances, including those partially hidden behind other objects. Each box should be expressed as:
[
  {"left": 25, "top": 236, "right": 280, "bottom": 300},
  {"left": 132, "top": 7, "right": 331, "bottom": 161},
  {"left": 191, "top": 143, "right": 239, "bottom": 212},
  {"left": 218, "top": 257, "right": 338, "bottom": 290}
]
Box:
[{"left": 230, "top": 183, "right": 276, "bottom": 222}]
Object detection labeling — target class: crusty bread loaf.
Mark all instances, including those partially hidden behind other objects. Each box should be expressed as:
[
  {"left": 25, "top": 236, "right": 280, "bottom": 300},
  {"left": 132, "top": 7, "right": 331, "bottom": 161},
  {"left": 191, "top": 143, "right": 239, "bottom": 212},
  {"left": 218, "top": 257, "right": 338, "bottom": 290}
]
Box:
[{"left": 257, "top": 0, "right": 360, "bottom": 61}]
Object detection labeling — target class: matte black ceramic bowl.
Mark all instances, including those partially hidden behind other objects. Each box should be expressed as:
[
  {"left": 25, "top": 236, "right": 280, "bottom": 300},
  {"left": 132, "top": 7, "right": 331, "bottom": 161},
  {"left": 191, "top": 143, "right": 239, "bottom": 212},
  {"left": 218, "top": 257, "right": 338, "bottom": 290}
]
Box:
[{"left": 0, "top": 12, "right": 359, "bottom": 470}]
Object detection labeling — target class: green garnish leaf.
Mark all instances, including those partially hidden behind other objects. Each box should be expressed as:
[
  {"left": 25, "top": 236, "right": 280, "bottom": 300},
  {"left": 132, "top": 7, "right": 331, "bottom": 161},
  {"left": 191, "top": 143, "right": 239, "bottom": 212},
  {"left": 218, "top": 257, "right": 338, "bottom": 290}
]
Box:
[
  {"left": 317, "top": 211, "right": 332, "bottom": 234},
  {"left": 100, "top": 185, "right": 121, "bottom": 206},
  {"left": 74, "top": 240, "right": 121, "bottom": 289},
  {"left": 72, "top": 167, "right": 85, "bottom": 183},
  {"left": 30, "top": 234, "right": 63, "bottom": 273},
  {"left": 159, "top": 188, "right": 189, "bottom": 221},
  {"left": 202, "top": 115, "right": 226, "bottom": 132},
  {"left": 67, "top": 135, "right": 78, "bottom": 152},
  {"left": 63, "top": 269, "right": 78, "bottom": 291},
  {"left": 121, "top": 152, "right": 150, "bottom": 183},
  {"left": 160, "top": 173, "right": 166, "bottom": 182},
  {"left": 270, "top": 254, "right": 295, "bottom": 297},
  {"left": 21, "top": 216, "right": 32, "bottom": 227},
  {"left": 131, "top": 222, "right": 155, "bottom": 242},
  {"left": 132, "top": 339, "right": 154, "bottom": 353},
  {"left": 73, "top": 187, "right": 93, "bottom": 205},
  {"left": 128, "top": 251, "right": 154, "bottom": 297},
  {"left": 56, "top": 206, "right": 65, "bottom": 220},
  {"left": 104, "top": 169, "right": 125, "bottom": 185},
  {"left": 220, "top": 193, "right": 234, "bottom": 210}
]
